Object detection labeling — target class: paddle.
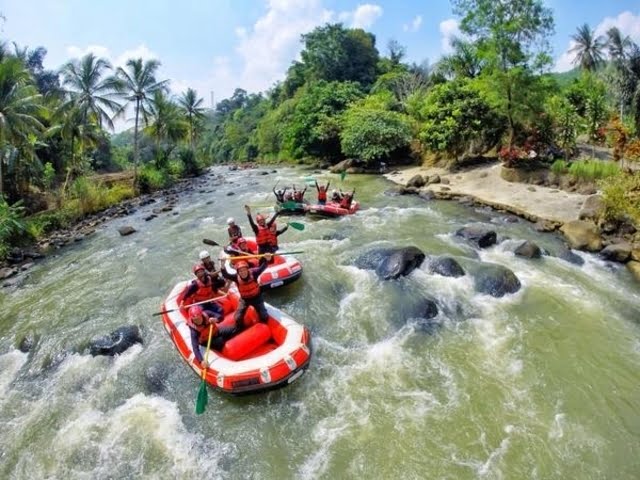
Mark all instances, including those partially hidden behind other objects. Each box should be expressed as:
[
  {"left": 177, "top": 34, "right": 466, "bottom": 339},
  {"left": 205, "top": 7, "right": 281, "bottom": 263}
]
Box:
[
  {"left": 227, "top": 250, "right": 304, "bottom": 261},
  {"left": 202, "top": 238, "right": 220, "bottom": 247},
  {"left": 286, "top": 221, "right": 305, "bottom": 231},
  {"left": 152, "top": 294, "right": 228, "bottom": 316},
  {"left": 195, "top": 324, "right": 214, "bottom": 415},
  {"left": 340, "top": 170, "right": 347, "bottom": 182}
]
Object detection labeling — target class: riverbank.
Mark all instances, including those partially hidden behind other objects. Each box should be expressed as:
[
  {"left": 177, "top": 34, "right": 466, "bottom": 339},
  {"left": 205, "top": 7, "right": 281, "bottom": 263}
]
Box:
[{"left": 385, "top": 162, "right": 587, "bottom": 227}]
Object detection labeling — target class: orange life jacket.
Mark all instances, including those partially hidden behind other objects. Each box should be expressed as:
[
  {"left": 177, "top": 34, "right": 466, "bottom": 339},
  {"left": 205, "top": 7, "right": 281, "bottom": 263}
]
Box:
[
  {"left": 268, "top": 224, "right": 278, "bottom": 248},
  {"left": 237, "top": 272, "right": 261, "bottom": 299},
  {"left": 188, "top": 278, "right": 215, "bottom": 305},
  {"left": 340, "top": 196, "right": 351, "bottom": 209},
  {"left": 255, "top": 224, "right": 271, "bottom": 247},
  {"left": 318, "top": 188, "right": 327, "bottom": 201},
  {"left": 186, "top": 312, "right": 213, "bottom": 343}
]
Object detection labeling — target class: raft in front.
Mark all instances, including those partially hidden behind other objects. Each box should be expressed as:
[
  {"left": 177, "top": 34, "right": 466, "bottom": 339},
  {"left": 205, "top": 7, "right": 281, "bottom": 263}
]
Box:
[
  {"left": 160, "top": 281, "right": 311, "bottom": 395},
  {"left": 306, "top": 201, "right": 360, "bottom": 218},
  {"left": 219, "top": 237, "right": 302, "bottom": 290}
]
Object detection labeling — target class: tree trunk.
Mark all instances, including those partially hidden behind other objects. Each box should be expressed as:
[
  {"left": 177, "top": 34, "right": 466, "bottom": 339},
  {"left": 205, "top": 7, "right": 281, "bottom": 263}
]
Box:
[
  {"left": 189, "top": 113, "right": 194, "bottom": 152},
  {"left": 133, "top": 98, "right": 140, "bottom": 193},
  {"left": 507, "top": 83, "right": 514, "bottom": 149},
  {"left": 0, "top": 148, "right": 3, "bottom": 197}
]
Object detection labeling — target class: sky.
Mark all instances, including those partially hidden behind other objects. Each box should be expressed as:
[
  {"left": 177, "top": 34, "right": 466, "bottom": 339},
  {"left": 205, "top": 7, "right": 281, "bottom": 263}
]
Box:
[{"left": 1, "top": 0, "right": 639, "bottom": 112}]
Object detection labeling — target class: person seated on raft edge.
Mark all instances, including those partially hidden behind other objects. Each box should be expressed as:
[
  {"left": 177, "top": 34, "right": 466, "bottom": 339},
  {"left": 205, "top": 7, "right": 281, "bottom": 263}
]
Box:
[
  {"left": 187, "top": 305, "right": 235, "bottom": 362},
  {"left": 292, "top": 184, "right": 307, "bottom": 203},
  {"left": 225, "top": 237, "right": 259, "bottom": 268},
  {"left": 181, "top": 264, "right": 225, "bottom": 321},
  {"left": 199, "top": 250, "right": 230, "bottom": 292},
  {"left": 245, "top": 205, "right": 279, "bottom": 255},
  {"left": 315, "top": 180, "right": 330, "bottom": 205},
  {"left": 221, "top": 254, "right": 273, "bottom": 331},
  {"left": 227, "top": 217, "right": 242, "bottom": 243},
  {"left": 339, "top": 188, "right": 356, "bottom": 209},
  {"left": 273, "top": 185, "right": 288, "bottom": 203}
]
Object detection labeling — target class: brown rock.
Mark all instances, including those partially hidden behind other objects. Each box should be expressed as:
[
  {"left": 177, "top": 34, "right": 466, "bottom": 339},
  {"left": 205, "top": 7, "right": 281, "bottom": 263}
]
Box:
[
  {"left": 527, "top": 186, "right": 536, "bottom": 192},
  {"left": 627, "top": 261, "right": 640, "bottom": 283},
  {"left": 600, "top": 242, "right": 632, "bottom": 263},
  {"left": 407, "top": 174, "right": 426, "bottom": 188},
  {"left": 631, "top": 248, "right": 640, "bottom": 262},
  {"left": 441, "top": 178, "right": 450, "bottom": 185},
  {"left": 426, "top": 174, "right": 441, "bottom": 185},
  {"left": 579, "top": 195, "right": 605, "bottom": 221},
  {"left": 560, "top": 220, "right": 603, "bottom": 252},
  {"left": 118, "top": 226, "right": 137, "bottom": 236},
  {"left": 0, "top": 267, "right": 17, "bottom": 280},
  {"left": 534, "top": 220, "right": 557, "bottom": 232}
]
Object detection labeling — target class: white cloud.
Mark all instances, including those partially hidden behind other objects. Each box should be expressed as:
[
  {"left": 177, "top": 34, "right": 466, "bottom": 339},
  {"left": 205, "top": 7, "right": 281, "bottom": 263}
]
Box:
[
  {"left": 403, "top": 15, "right": 423, "bottom": 33},
  {"left": 66, "top": 44, "right": 111, "bottom": 61},
  {"left": 554, "top": 10, "right": 640, "bottom": 72},
  {"left": 349, "top": 4, "right": 383, "bottom": 29},
  {"left": 439, "top": 18, "right": 461, "bottom": 53},
  {"left": 65, "top": 43, "right": 158, "bottom": 69}
]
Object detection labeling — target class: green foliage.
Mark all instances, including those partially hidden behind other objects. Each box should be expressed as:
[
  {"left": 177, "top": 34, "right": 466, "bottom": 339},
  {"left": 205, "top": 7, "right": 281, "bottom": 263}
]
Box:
[
  {"left": 179, "top": 148, "right": 200, "bottom": 176},
  {"left": 42, "top": 162, "right": 55, "bottom": 189},
  {"left": 0, "top": 196, "right": 25, "bottom": 259},
  {"left": 69, "top": 176, "right": 134, "bottom": 216},
  {"left": 136, "top": 164, "right": 173, "bottom": 194},
  {"left": 568, "top": 159, "right": 620, "bottom": 181},
  {"left": 550, "top": 159, "right": 569, "bottom": 174},
  {"left": 418, "top": 80, "right": 504, "bottom": 161},
  {"left": 340, "top": 104, "right": 412, "bottom": 162},
  {"left": 546, "top": 95, "right": 579, "bottom": 159},
  {"left": 600, "top": 172, "right": 640, "bottom": 223}
]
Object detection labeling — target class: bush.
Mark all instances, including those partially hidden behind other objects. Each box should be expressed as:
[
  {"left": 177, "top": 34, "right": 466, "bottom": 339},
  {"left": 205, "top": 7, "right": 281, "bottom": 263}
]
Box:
[
  {"left": 136, "top": 165, "right": 173, "bottom": 194},
  {"left": 550, "top": 159, "right": 569, "bottom": 174},
  {"left": 0, "top": 196, "right": 26, "bottom": 259},
  {"left": 568, "top": 160, "right": 619, "bottom": 181},
  {"left": 600, "top": 171, "right": 640, "bottom": 223},
  {"left": 179, "top": 148, "right": 201, "bottom": 176}
]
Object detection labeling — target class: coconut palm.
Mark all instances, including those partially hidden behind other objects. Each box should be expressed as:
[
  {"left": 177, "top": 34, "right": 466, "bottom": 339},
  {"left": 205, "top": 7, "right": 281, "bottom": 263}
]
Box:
[
  {"left": 606, "top": 27, "right": 632, "bottom": 62},
  {"left": 0, "top": 57, "right": 44, "bottom": 195},
  {"left": 60, "top": 53, "right": 121, "bottom": 130},
  {"left": 114, "top": 58, "right": 168, "bottom": 188},
  {"left": 570, "top": 24, "right": 606, "bottom": 71},
  {"left": 177, "top": 88, "right": 205, "bottom": 150},
  {"left": 146, "top": 90, "right": 187, "bottom": 168},
  {"left": 436, "top": 37, "right": 484, "bottom": 79}
]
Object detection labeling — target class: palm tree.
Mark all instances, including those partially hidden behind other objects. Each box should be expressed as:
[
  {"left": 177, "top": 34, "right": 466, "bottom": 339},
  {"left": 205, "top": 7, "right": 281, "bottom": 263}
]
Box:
[
  {"left": 606, "top": 27, "right": 632, "bottom": 62},
  {"left": 146, "top": 90, "right": 187, "bottom": 168},
  {"left": 437, "top": 37, "right": 484, "bottom": 79},
  {"left": 177, "top": 88, "right": 205, "bottom": 150},
  {"left": 60, "top": 53, "right": 121, "bottom": 130},
  {"left": 114, "top": 58, "right": 168, "bottom": 188},
  {"left": 0, "top": 57, "right": 44, "bottom": 196},
  {"left": 570, "top": 24, "right": 606, "bottom": 71}
]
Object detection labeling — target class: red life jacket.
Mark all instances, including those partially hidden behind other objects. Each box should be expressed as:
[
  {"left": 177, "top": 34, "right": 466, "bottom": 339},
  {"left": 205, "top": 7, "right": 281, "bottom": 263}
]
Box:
[
  {"left": 237, "top": 272, "right": 260, "bottom": 299},
  {"left": 340, "top": 196, "right": 351, "bottom": 209},
  {"left": 268, "top": 224, "right": 278, "bottom": 248},
  {"left": 188, "top": 278, "right": 214, "bottom": 305},
  {"left": 186, "top": 312, "right": 213, "bottom": 343},
  {"left": 255, "top": 224, "right": 271, "bottom": 247},
  {"left": 318, "top": 188, "right": 327, "bottom": 202}
]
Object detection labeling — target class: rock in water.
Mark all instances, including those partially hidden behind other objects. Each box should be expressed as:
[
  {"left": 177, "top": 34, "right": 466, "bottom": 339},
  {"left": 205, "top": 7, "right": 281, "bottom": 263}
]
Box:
[
  {"left": 600, "top": 242, "right": 632, "bottom": 263},
  {"left": 473, "top": 263, "right": 521, "bottom": 297},
  {"left": 514, "top": 241, "right": 542, "bottom": 259},
  {"left": 427, "top": 256, "right": 465, "bottom": 277},
  {"left": 118, "top": 226, "right": 136, "bottom": 236},
  {"left": 455, "top": 225, "right": 497, "bottom": 248},
  {"left": 407, "top": 174, "right": 426, "bottom": 188},
  {"left": 559, "top": 220, "right": 603, "bottom": 252},
  {"left": 355, "top": 246, "right": 425, "bottom": 280},
  {"left": 627, "top": 261, "right": 640, "bottom": 283},
  {"left": 89, "top": 325, "right": 143, "bottom": 356}
]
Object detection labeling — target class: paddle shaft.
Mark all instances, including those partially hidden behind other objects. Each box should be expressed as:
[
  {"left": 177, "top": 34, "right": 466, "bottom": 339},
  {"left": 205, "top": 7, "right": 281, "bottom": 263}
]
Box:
[
  {"left": 152, "top": 293, "right": 228, "bottom": 316},
  {"left": 226, "top": 250, "right": 304, "bottom": 261}
]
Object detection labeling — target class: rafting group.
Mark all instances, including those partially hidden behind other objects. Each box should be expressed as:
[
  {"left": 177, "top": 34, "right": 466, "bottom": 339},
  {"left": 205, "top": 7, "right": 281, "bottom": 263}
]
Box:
[
  {"left": 274, "top": 180, "right": 359, "bottom": 217},
  {"left": 159, "top": 178, "right": 359, "bottom": 403}
]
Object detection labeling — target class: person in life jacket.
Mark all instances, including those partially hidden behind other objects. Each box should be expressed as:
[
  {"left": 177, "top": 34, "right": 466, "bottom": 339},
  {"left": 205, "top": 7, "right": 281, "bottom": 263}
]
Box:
[
  {"left": 315, "top": 180, "right": 330, "bottom": 205},
  {"left": 245, "top": 205, "right": 279, "bottom": 255},
  {"left": 187, "top": 305, "right": 235, "bottom": 362},
  {"left": 199, "top": 250, "right": 229, "bottom": 292},
  {"left": 268, "top": 221, "right": 288, "bottom": 252},
  {"left": 331, "top": 189, "right": 342, "bottom": 203},
  {"left": 225, "top": 237, "right": 259, "bottom": 267},
  {"left": 181, "top": 264, "right": 225, "bottom": 319},
  {"left": 222, "top": 255, "right": 272, "bottom": 330},
  {"left": 227, "top": 217, "right": 242, "bottom": 242},
  {"left": 292, "top": 184, "right": 307, "bottom": 203},
  {"left": 283, "top": 189, "right": 293, "bottom": 202},
  {"left": 340, "top": 188, "right": 356, "bottom": 209},
  {"left": 273, "top": 185, "right": 289, "bottom": 203}
]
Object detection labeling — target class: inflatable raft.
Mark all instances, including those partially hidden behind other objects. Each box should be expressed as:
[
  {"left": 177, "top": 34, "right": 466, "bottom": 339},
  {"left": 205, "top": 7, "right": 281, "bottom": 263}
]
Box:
[
  {"left": 276, "top": 201, "right": 307, "bottom": 215},
  {"left": 306, "top": 201, "right": 360, "bottom": 218},
  {"left": 219, "top": 237, "right": 302, "bottom": 289},
  {"left": 161, "top": 281, "right": 311, "bottom": 394}
]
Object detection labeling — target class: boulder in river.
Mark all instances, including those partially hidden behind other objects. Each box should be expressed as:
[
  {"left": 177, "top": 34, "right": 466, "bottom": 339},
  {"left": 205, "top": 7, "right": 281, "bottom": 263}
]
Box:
[
  {"left": 118, "top": 226, "right": 136, "bottom": 236},
  {"left": 89, "top": 325, "right": 143, "bottom": 356},
  {"left": 560, "top": 220, "right": 603, "bottom": 252},
  {"left": 627, "top": 261, "right": 640, "bottom": 283},
  {"left": 17, "top": 333, "right": 38, "bottom": 353},
  {"left": 514, "top": 241, "right": 542, "bottom": 259},
  {"left": 455, "top": 225, "right": 497, "bottom": 248},
  {"left": 600, "top": 242, "right": 632, "bottom": 263},
  {"left": 427, "top": 256, "right": 465, "bottom": 277},
  {"left": 407, "top": 174, "right": 426, "bottom": 188},
  {"left": 354, "top": 246, "right": 425, "bottom": 280},
  {"left": 473, "top": 263, "right": 521, "bottom": 297}
]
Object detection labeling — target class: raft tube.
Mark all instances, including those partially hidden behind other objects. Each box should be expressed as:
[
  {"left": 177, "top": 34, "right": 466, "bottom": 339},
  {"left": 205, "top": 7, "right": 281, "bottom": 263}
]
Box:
[
  {"left": 161, "top": 281, "right": 311, "bottom": 395},
  {"left": 276, "top": 201, "right": 308, "bottom": 215},
  {"left": 306, "top": 201, "right": 360, "bottom": 218},
  {"left": 219, "top": 237, "right": 303, "bottom": 289}
]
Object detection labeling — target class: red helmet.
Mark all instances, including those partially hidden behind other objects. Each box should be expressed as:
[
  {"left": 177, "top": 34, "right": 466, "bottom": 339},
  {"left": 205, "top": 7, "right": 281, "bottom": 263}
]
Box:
[
  {"left": 235, "top": 261, "right": 249, "bottom": 270},
  {"left": 189, "top": 305, "right": 203, "bottom": 319},
  {"left": 192, "top": 263, "right": 205, "bottom": 274},
  {"left": 256, "top": 214, "right": 265, "bottom": 223}
]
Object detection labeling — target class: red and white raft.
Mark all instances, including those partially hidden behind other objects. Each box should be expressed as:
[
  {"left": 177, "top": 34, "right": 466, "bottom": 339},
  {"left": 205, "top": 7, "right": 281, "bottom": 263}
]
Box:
[
  {"left": 219, "top": 237, "right": 302, "bottom": 289},
  {"left": 306, "top": 201, "right": 360, "bottom": 218},
  {"left": 161, "top": 281, "right": 311, "bottom": 394}
]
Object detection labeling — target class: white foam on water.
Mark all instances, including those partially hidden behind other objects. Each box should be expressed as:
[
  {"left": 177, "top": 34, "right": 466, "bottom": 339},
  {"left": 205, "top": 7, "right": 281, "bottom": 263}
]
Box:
[
  {"left": 0, "top": 348, "right": 28, "bottom": 395},
  {"left": 549, "top": 412, "right": 566, "bottom": 440}
]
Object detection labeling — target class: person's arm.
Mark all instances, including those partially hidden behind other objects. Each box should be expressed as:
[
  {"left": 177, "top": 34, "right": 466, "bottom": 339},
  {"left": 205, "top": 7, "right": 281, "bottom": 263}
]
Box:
[
  {"left": 277, "top": 225, "right": 288, "bottom": 235},
  {"left": 251, "top": 255, "right": 271, "bottom": 277},
  {"left": 267, "top": 211, "right": 279, "bottom": 227},
  {"left": 327, "top": 181, "right": 330, "bottom": 190},
  {"left": 245, "top": 205, "right": 259, "bottom": 234},
  {"left": 315, "top": 181, "right": 320, "bottom": 192},
  {"left": 221, "top": 268, "right": 238, "bottom": 282},
  {"left": 302, "top": 186, "right": 307, "bottom": 195},
  {"left": 190, "top": 328, "right": 204, "bottom": 363},
  {"left": 212, "top": 274, "right": 226, "bottom": 290}
]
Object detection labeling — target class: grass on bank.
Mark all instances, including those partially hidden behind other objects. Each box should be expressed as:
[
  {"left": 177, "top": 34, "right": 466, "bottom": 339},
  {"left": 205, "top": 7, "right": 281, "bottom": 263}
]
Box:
[{"left": 550, "top": 159, "right": 620, "bottom": 180}]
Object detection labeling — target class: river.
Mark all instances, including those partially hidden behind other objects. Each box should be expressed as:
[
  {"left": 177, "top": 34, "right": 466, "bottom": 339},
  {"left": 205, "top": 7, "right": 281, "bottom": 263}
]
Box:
[{"left": 1, "top": 166, "right": 639, "bottom": 479}]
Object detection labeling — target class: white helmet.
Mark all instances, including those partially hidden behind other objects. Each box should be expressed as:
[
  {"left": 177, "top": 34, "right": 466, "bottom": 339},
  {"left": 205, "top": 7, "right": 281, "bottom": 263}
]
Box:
[
  {"left": 227, "top": 217, "right": 235, "bottom": 225},
  {"left": 199, "top": 250, "right": 210, "bottom": 260}
]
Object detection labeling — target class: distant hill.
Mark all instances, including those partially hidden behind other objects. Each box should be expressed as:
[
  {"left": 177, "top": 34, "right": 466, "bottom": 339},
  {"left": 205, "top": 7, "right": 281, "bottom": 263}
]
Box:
[
  {"left": 109, "top": 129, "right": 134, "bottom": 148},
  {"left": 551, "top": 68, "right": 580, "bottom": 88}
]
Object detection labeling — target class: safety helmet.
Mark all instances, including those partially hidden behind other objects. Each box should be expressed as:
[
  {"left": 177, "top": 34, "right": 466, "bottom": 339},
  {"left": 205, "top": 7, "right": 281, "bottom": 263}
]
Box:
[
  {"left": 192, "top": 263, "right": 206, "bottom": 274},
  {"left": 199, "top": 250, "right": 210, "bottom": 260},
  {"left": 235, "top": 261, "right": 249, "bottom": 270},
  {"left": 189, "top": 305, "right": 203, "bottom": 319},
  {"left": 227, "top": 217, "right": 235, "bottom": 225}
]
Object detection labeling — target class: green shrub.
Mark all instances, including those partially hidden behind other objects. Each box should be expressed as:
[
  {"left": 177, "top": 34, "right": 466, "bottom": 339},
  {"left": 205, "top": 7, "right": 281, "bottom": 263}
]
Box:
[
  {"left": 600, "top": 171, "right": 640, "bottom": 223},
  {"left": 0, "top": 196, "right": 26, "bottom": 259},
  {"left": 137, "top": 165, "right": 173, "bottom": 194},
  {"left": 550, "top": 159, "right": 569, "bottom": 174},
  {"left": 179, "top": 148, "right": 201, "bottom": 176},
  {"left": 568, "top": 160, "right": 620, "bottom": 181}
]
